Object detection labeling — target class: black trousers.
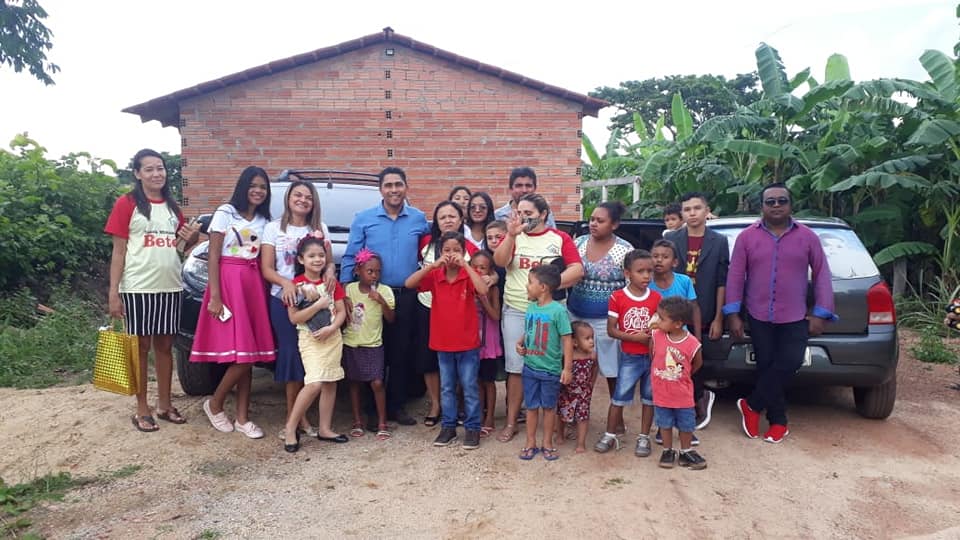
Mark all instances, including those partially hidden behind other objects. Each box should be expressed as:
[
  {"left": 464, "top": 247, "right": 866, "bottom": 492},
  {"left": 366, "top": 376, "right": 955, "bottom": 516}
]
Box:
[
  {"left": 746, "top": 316, "right": 809, "bottom": 426},
  {"left": 383, "top": 287, "right": 418, "bottom": 413}
]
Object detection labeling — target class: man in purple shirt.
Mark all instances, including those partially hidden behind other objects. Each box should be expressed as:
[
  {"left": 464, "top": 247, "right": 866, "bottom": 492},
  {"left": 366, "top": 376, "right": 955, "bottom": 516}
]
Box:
[{"left": 723, "top": 183, "right": 836, "bottom": 444}]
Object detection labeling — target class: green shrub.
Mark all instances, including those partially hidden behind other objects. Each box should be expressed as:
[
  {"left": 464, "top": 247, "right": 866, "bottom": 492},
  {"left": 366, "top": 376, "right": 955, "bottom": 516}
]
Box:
[
  {"left": 910, "top": 327, "right": 958, "bottom": 364},
  {"left": 0, "top": 134, "right": 124, "bottom": 295},
  {"left": 0, "top": 290, "right": 103, "bottom": 388}
]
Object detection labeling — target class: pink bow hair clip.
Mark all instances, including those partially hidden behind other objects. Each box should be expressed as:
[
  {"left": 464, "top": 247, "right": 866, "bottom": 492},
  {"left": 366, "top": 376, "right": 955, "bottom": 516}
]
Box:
[{"left": 355, "top": 247, "right": 377, "bottom": 265}]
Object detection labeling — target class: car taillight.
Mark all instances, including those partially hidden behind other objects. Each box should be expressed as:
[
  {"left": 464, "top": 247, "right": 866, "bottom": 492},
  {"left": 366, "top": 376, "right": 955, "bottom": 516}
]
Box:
[{"left": 867, "top": 281, "right": 896, "bottom": 324}]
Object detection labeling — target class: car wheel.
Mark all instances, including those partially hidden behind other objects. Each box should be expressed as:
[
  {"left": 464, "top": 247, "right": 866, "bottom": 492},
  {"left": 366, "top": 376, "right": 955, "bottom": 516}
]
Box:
[
  {"left": 174, "top": 342, "right": 226, "bottom": 396},
  {"left": 853, "top": 376, "right": 897, "bottom": 419}
]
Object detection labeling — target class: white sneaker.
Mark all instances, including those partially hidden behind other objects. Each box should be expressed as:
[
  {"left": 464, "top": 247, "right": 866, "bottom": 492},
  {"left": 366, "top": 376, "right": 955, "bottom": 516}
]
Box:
[
  {"left": 203, "top": 400, "right": 234, "bottom": 433},
  {"left": 695, "top": 390, "right": 716, "bottom": 430},
  {"left": 234, "top": 420, "right": 264, "bottom": 439}
]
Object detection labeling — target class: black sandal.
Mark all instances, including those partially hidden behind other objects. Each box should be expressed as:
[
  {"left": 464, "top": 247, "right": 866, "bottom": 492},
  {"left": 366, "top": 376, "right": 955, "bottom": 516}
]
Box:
[
  {"left": 131, "top": 415, "right": 159, "bottom": 432},
  {"left": 423, "top": 415, "right": 440, "bottom": 427},
  {"left": 157, "top": 407, "right": 187, "bottom": 424}
]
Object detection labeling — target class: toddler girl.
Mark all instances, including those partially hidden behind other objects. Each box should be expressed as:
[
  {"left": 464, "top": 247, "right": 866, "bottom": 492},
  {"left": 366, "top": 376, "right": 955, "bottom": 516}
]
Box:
[
  {"left": 557, "top": 321, "right": 598, "bottom": 453},
  {"left": 283, "top": 236, "right": 348, "bottom": 452},
  {"left": 343, "top": 248, "right": 395, "bottom": 440}
]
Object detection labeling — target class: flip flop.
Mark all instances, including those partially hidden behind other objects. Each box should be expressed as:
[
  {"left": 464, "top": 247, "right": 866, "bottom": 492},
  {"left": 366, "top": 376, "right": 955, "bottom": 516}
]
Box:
[
  {"left": 350, "top": 423, "right": 365, "bottom": 438},
  {"left": 497, "top": 424, "right": 518, "bottom": 443},
  {"left": 541, "top": 447, "right": 560, "bottom": 461},
  {"left": 376, "top": 424, "right": 392, "bottom": 441},
  {"left": 156, "top": 407, "right": 187, "bottom": 425},
  {"left": 518, "top": 447, "right": 539, "bottom": 460},
  {"left": 479, "top": 425, "right": 495, "bottom": 438},
  {"left": 423, "top": 415, "right": 440, "bottom": 427},
  {"left": 131, "top": 415, "right": 158, "bottom": 433}
]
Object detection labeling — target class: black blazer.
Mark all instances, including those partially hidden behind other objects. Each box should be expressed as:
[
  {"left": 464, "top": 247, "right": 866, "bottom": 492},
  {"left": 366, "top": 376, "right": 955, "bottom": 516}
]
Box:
[{"left": 664, "top": 227, "right": 730, "bottom": 329}]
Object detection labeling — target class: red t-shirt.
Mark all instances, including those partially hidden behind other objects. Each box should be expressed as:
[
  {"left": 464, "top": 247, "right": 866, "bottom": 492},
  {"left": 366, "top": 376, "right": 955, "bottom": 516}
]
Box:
[
  {"left": 417, "top": 266, "right": 481, "bottom": 352},
  {"left": 607, "top": 287, "right": 662, "bottom": 355},
  {"left": 650, "top": 329, "right": 702, "bottom": 408},
  {"left": 685, "top": 235, "right": 704, "bottom": 283}
]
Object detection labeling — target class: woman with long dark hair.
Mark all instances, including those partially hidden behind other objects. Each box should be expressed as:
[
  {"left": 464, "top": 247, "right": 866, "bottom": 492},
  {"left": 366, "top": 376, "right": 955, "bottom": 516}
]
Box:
[
  {"left": 464, "top": 191, "right": 495, "bottom": 249},
  {"left": 566, "top": 201, "right": 633, "bottom": 432},
  {"left": 105, "top": 149, "right": 199, "bottom": 432},
  {"left": 191, "top": 166, "right": 275, "bottom": 439}
]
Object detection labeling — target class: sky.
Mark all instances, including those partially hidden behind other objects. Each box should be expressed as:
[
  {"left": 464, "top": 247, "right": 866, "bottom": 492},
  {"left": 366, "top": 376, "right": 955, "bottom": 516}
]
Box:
[{"left": 0, "top": 0, "right": 956, "bottom": 170}]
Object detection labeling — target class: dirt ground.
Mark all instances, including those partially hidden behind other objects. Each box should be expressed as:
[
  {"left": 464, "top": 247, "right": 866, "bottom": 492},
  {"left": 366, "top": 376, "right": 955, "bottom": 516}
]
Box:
[{"left": 1, "top": 331, "right": 959, "bottom": 540}]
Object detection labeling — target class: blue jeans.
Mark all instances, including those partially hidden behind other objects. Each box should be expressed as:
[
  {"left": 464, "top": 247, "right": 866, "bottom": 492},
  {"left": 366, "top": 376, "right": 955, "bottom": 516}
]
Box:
[
  {"left": 438, "top": 349, "right": 481, "bottom": 431},
  {"left": 521, "top": 365, "right": 561, "bottom": 409},
  {"left": 654, "top": 406, "right": 696, "bottom": 432},
  {"left": 611, "top": 352, "right": 652, "bottom": 407}
]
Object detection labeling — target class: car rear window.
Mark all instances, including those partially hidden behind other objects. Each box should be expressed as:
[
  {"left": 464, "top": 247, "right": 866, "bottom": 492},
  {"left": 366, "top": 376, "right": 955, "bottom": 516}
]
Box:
[
  {"left": 712, "top": 225, "right": 879, "bottom": 280},
  {"left": 270, "top": 183, "right": 382, "bottom": 229}
]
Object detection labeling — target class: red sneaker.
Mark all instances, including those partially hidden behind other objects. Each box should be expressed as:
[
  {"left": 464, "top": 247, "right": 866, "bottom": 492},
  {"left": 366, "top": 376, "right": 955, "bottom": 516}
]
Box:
[
  {"left": 736, "top": 398, "right": 760, "bottom": 439},
  {"left": 763, "top": 424, "right": 790, "bottom": 444}
]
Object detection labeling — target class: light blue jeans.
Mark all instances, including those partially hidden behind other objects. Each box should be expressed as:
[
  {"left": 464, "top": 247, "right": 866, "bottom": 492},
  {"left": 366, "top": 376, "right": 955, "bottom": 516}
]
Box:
[{"left": 438, "top": 348, "right": 481, "bottom": 431}]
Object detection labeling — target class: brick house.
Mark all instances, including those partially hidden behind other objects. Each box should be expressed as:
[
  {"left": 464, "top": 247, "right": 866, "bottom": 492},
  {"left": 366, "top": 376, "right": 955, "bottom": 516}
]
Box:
[{"left": 123, "top": 27, "right": 607, "bottom": 220}]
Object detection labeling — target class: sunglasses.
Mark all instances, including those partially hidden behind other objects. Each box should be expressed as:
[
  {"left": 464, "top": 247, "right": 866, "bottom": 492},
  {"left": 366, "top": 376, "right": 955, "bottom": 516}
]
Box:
[{"left": 763, "top": 197, "right": 791, "bottom": 207}]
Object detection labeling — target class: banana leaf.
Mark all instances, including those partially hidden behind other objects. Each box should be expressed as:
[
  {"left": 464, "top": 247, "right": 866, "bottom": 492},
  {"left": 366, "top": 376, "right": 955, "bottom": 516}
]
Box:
[
  {"left": 919, "top": 49, "right": 958, "bottom": 102},
  {"left": 872, "top": 241, "right": 938, "bottom": 266},
  {"left": 671, "top": 93, "right": 694, "bottom": 142},
  {"left": 756, "top": 43, "right": 789, "bottom": 97},
  {"left": 906, "top": 119, "right": 960, "bottom": 146},
  {"left": 825, "top": 54, "right": 851, "bottom": 82}
]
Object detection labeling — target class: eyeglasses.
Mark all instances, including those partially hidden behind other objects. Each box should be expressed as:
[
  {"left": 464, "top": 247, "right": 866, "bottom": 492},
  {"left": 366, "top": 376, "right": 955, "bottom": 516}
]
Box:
[
  {"left": 469, "top": 204, "right": 488, "bottom": 211},
  {"left": 763, "top": 197, "right": 790, "bottom": 207}
]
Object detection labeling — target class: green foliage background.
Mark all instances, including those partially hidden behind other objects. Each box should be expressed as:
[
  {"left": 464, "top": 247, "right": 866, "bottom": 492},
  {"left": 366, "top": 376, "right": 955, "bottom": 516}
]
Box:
[
  {"left": 583, "top": 4, "right": 960, "bottom": 295},
  {"left": 0, "top": 134, "right": 124, "bottom": 293}
]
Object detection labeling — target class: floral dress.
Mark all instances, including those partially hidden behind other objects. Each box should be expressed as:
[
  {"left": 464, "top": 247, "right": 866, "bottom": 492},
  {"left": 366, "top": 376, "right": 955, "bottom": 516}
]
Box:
[{"left": 558, "top": 355, "right": 597, "bottom": 423}]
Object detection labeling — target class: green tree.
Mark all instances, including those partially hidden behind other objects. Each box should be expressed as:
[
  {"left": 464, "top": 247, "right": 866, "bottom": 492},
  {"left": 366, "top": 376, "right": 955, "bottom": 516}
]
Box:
[
  {"left": 591, "top": 73, "right": 761, "bottom": 136},
  {"left": 0, "top": 0, "right": 59, "bottom": 85}
]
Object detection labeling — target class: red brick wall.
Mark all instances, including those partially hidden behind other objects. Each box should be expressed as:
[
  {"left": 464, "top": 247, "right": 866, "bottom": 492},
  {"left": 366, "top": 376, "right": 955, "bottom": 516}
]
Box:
[{"left": 178, "top": 44, "right": 585, "bottom": 220}]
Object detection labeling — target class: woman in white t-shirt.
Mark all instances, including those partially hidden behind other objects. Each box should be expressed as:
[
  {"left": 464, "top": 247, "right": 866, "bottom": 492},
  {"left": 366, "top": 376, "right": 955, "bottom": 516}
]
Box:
[
  {"left": 105, "top": 149, "right": 199, "bottom": 433},
  {"left": 191, "top": 166, "right": 276, "bottom": 439},
  {"left": 261, "top": 180, "right": 333, "bottom": 439}
]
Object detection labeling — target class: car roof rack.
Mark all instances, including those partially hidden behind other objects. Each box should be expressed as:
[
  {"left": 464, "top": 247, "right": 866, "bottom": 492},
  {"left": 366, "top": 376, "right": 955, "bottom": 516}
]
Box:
[{"left": 274, "top": 169, "right": 380, "bottom": 186}]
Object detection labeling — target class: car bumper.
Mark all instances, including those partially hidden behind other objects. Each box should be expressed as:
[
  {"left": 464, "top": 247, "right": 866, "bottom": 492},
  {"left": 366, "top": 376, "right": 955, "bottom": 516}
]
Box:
[{"left": 700, "top": 325, "right": 898, "bottom": 387}]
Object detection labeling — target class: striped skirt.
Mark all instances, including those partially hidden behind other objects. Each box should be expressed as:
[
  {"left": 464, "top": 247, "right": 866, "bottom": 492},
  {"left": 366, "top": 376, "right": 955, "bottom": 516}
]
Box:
[{"left": 120, "top": 291, "right": 180, "bottom": 336}]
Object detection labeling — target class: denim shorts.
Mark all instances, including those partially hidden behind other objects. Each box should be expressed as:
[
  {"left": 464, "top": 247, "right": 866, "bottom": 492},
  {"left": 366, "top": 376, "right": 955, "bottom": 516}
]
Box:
[
  {"left": 611, "top": 352, "right": 652, "bottom": 407},
  {"left": 654, "top": 406, "right": 696, "bottom": 432},
  {"left": 522, "top": 365, "right": 561, "bottom": 410}
]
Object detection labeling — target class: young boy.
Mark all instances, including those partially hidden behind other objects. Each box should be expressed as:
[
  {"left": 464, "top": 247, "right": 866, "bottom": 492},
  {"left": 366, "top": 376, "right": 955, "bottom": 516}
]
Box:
[
  {"left": 596, "top": 249, "right": 662, "bottom": 457},
  {"left": 515, "top": 264, "right": 572, "bottom": 461},
  {"left": 650, "top": 238, "right": 702, "bottom": 446},
  {"left": 663, "top": 203, "right": 684, "bottom": 233},
  {"left": 405, "top": 231, "right": 489, "bottom": 450},
  {"left": 650, "top": 296, "right": 706, "bottom": 470},
  {"left": 650, "top": 239, "right": 701, "bottom": 338}
]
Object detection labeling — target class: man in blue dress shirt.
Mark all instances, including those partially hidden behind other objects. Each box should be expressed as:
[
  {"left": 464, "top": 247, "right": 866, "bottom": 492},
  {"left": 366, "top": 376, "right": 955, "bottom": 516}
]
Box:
[{"left": 342, "top": 167, "right": 429, "bottom": 426}]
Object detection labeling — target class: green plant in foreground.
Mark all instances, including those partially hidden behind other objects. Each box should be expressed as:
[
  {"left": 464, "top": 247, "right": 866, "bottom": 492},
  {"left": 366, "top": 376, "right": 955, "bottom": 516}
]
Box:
[
  {"left": 910, "top": 328, "right": 958, "bottom": 364},
  {"left": 0, "top": 466, "right": 142, "bottom": 537},
  {"left": 0, "top": 291, "right": 103, "bottom": 389},
  {"left": 0, "top": 472, "right": 87, "bottom": 536}
]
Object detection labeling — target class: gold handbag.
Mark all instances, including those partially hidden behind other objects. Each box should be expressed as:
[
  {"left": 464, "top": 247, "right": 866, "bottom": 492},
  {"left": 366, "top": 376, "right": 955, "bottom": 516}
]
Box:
[{"left": 93, "top": 320, "right": 141, "bottom": 395}]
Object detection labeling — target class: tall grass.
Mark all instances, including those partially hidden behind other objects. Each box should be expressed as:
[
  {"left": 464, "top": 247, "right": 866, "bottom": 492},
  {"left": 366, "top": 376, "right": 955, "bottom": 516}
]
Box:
[{"left": 0, "top": 289, "right": 103, "bottom": 388}]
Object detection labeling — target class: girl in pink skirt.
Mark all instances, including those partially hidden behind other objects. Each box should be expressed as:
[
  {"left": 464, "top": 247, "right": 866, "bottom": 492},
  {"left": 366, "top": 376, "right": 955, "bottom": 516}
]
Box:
[{"left": 192, "top": 166, "right": 275, "bottom": 439}]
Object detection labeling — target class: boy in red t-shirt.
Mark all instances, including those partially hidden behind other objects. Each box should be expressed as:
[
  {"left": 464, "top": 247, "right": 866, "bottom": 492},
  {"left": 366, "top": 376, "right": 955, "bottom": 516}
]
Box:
[
  {"left": 650, "top": 296, "right": 706, "bottom": 470},
  {"left": 595, "top": 249, "right": 662, "bottom": 456},
  {"left": 405, "top": 231, "right": 489, "bottom": 450}
]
